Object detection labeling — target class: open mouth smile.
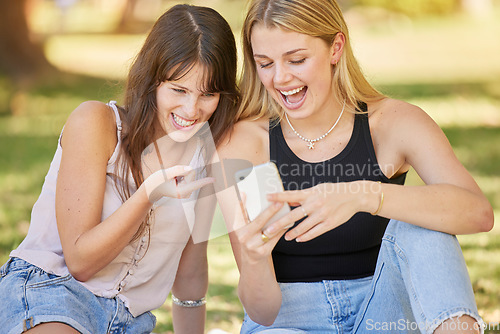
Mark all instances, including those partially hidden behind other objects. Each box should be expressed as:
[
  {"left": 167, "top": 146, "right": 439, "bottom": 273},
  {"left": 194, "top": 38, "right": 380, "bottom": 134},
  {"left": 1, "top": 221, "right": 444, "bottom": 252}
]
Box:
[
  {"left": 172, "top": 113, "right": 197, "bottom": 128},
  {"left": 279, "top": 86, "right": 307, "bottom": 108}
]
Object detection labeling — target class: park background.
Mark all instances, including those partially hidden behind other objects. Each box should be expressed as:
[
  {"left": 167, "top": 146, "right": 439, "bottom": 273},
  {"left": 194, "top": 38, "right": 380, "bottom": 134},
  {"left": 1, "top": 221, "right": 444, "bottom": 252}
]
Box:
[{"left": 0, "top": 0, "right": 499, "bottom": 332}]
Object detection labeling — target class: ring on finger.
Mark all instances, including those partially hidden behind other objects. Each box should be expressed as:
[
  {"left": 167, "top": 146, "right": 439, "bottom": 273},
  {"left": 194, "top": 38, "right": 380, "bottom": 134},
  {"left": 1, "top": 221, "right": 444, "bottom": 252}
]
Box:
[
  {"left": 300, "top": 206, "right": 308, "bottom": 218},
  {"left": 261, "top": 231, "right": 270, "bottom": 243}
]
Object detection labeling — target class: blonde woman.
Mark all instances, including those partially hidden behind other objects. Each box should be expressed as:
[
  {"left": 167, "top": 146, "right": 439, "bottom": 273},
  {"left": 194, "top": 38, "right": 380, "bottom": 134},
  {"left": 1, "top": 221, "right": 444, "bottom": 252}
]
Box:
[{"left": 216, "top": 0, "right": 493, "bottom": 333}]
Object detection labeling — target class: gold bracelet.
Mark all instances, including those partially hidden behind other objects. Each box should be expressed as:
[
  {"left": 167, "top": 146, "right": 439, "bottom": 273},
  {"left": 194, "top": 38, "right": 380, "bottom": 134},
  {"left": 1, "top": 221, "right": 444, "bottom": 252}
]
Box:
[{"left": 371, "top": 190, "right": 384, "bottom": 216}]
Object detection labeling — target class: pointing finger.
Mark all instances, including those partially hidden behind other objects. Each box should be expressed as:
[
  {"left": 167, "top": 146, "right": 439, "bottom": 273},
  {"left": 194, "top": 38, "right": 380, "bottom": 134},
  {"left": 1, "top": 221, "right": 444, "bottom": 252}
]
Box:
[
  {"left": 267, "top": 190, "right": 307, "bottom": 204},
  {"left": 176, "top": 177, "right": 215, "bottom": 198},
  {"left": 164, "top": 165, "right": 193, "bottom": 179}
]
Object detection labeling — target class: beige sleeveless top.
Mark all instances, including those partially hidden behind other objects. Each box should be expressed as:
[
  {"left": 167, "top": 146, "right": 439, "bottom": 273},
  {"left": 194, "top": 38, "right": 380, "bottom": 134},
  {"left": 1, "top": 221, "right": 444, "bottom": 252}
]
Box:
[{"left": 11, "top": 101, "right": 204, "bottom": 316}]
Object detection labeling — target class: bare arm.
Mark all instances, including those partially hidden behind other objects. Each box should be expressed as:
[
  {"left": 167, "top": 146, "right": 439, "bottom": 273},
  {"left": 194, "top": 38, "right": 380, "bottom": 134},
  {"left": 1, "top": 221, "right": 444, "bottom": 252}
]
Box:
[
  {"left": 56, "top": 102, "right": 213, "bottom": 282},
  {"left": 267, "top": 100, "right": 493, "bottom": 242},
  {"left": 171, "top": 238, "right": 208, "bottom": 334},
  {"left": 56, "top": 101, "right": 153, "bottom": 281},
  {"left": 381, "top": 100, "right": 493, "bottom": 233},
  {"left": 171, "top": 181, "right": 216, "bottom": 333},
  {"left": 214, "top": 119, "right": 283, "bottom": 325}
]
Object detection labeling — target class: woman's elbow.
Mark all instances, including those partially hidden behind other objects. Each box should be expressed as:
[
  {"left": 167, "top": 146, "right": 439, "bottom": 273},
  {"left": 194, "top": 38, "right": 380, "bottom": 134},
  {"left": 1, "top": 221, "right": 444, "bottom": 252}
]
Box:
[
  {"left": 65, "top": 258, "right": 95, "bottom": 282},
  {"left": 468, "top": 197, "right": 495, "bottom": 233},
  {"left": 239, "top": 290, "right": 281, "bottom": 327},
  {"left": 247, "top": 310, "right": 279, "bottom": 327},
  {"left": 173, "top": 269, "right": 208, "bottom": 298},
  {"left": 477, "top": 201, "right": 494, "bottom": 232},
  {"left": 68, "top": 266, "right": 93, "bottom": 282},
  {"left": 258, "top": 315, "right": 279, "bottom": 327}
]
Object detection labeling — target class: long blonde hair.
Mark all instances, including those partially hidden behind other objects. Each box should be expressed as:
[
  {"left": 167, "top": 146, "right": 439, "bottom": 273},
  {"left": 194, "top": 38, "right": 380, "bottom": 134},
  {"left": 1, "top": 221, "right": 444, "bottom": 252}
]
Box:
[{"left": 238, "top": 0, "right": 384, "bottom": 121}]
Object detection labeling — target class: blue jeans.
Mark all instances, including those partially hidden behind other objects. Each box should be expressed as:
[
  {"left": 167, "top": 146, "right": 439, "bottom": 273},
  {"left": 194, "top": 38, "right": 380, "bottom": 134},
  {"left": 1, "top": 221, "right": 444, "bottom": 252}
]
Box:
[
  {"left": 0, "top": 258, "right": 156, "bottom": 334},
  {"left": 241, "top": 220, "right": 483, "bottom": 334}
]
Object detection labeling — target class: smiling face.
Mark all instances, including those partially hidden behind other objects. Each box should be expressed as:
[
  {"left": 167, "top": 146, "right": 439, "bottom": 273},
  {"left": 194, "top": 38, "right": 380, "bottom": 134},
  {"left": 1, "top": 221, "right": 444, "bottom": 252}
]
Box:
[
  {"left": 156, "top": 63, "right": 220, "bottom": 142},
  {"left": 251, "top": 24, "right": 339, "bottom": 120}
]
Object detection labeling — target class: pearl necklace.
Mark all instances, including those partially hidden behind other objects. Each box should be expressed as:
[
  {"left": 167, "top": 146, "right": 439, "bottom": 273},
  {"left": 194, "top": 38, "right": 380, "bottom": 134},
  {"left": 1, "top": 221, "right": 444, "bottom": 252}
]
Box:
[{"left": 284, "top": 100, "right": 346, "bottom": 150}]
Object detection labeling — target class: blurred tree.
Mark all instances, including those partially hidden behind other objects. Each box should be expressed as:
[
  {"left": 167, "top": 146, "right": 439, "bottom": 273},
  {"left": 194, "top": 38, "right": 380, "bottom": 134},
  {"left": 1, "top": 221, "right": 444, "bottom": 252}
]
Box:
[
  {"left": 0, "top": 0, "right": 56, "bottom": 87},
  {"left": 461, "top": 0, "right": 493, "bottom": 17},
  {"left": 115, "top": 0, "right": 139, "bottom": 33},
  {"left": 114, "top": 0, "right": 156, "bottom": 33}
]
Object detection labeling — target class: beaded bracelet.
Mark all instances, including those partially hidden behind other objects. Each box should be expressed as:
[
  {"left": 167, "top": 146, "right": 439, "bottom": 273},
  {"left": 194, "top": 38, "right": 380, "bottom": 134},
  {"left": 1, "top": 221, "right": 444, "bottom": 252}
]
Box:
[{"left": 171, "top": 294, "right": 206, "bottom": 308}]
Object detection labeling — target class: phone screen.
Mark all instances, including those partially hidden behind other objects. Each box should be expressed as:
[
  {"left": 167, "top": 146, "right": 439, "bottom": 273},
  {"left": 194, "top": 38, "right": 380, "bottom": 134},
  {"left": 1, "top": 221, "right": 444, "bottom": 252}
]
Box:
[{"left": 234, "top": 162, "right": 292, "bottom": 227}]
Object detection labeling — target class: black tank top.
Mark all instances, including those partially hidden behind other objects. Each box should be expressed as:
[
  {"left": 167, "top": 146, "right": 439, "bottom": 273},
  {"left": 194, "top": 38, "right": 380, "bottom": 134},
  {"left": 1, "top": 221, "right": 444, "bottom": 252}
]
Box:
[{"left": 270, "top": 106, "right": 406, "bottom": 282}]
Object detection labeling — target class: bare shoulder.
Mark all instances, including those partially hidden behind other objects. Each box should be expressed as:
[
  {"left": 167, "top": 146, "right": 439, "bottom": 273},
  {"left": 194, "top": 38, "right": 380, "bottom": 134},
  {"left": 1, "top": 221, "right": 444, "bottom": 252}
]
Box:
[
  {"left": 62, "top": 101, "right": 118, "bottom": 158},
  {"left": 66, "top": 101, "right": 116, "bottom": 130},
  {"left": 367, "top": 98, "right": 443, "bottom": 144},
  {"left": 217, "top": 117, "right": 270, "bottom": 164},
  {"left": 369, "top": 98, "right": 436, "bottom": 128},
  {"left": 368, "top": 97, "right": 452, "bottom": 169}
]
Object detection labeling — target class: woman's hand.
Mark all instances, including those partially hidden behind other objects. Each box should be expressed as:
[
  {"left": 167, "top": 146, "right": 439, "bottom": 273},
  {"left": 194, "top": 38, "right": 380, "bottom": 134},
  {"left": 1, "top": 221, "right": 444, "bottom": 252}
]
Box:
[
  {"left": 143, "top": 165, "right": 215, "bottom": 203},
  {"left": 234, "top": 194, "right": 287, "bottom": 265},
  {"left": 231, "top": 194, "right": 287, "bottom": 325},
  {"left": 265, "top": 181, "right": 380, "bottom": 242}
]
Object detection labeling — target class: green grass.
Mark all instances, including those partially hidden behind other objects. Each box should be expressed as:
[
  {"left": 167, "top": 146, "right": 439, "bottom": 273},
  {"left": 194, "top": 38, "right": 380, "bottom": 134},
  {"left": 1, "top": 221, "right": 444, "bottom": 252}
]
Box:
[
  {"left": 1, "top": 2, "right": 499, "bottom": 333},
  {"left": 459, "top": 222, "right": 500, "bottom": 325}
]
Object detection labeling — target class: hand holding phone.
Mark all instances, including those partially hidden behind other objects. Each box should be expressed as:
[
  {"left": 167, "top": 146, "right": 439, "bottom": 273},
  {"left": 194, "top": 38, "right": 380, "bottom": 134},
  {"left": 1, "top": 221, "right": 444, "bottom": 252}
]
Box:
[{"left": 234, "top": 162, "right": 292, "bottom": 229}]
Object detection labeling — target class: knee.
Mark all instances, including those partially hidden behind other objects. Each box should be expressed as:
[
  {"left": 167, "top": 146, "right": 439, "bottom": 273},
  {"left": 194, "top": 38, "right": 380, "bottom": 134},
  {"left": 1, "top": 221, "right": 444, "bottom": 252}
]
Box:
[
  {"left": 433, "top": 315, "right": 481, "bottom": 334},
  {"left": 387, "top": 220, "right": 460, "bottom": 254}
]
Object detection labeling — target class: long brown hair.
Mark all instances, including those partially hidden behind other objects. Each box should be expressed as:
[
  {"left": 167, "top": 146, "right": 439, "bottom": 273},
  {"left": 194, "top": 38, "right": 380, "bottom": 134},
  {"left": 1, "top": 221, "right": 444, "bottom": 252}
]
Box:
[
  {"left": 116, "top": 4, "right": 238, "bottom": 240},
  {"left": 238, "top": 0, "right": 383, "bottom": 122}
]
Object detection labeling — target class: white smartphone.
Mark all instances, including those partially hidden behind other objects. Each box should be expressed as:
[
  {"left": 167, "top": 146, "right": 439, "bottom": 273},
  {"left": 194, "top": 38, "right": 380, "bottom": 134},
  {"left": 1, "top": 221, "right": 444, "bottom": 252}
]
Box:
[{"left": 234, "top": 162, "right": 292, "bottom": 228}]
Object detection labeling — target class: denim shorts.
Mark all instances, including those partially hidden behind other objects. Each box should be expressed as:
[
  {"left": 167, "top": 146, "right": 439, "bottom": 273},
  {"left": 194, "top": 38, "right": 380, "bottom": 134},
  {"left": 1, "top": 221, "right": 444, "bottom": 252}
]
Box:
[
  {"left": 0, "top": 257, "right": 156, "bottom": 334},
  {"left": 241, "top": 220, "right": 484, "bottom": 334}
]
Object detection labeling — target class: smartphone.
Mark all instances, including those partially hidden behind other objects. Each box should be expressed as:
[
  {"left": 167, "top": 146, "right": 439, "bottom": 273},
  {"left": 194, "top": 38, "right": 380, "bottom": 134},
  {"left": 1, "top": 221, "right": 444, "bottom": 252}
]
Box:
[{"left": 234, "top": 162, "right": 292, "bottom": 229}]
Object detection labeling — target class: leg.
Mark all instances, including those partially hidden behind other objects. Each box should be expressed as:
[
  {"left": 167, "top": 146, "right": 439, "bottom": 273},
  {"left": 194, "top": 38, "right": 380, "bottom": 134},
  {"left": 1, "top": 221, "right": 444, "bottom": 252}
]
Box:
[
  {"left": 354, "top": 220, "right": 483, "bottom": 334},
  {"left": 240, "top": 278, "right": 372, "bottom": 334},
  {"left": 0, "top": 258, "right": 106, "bottom": 334},
  {"left": 239, "top": 281, "right": 324, "bottom": 333},
  {"left": 434, "top": 315, "right": 481, "bottom": 334},
  {"left": 26, "top": 323, "right": 80, "bottom": 333}
]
